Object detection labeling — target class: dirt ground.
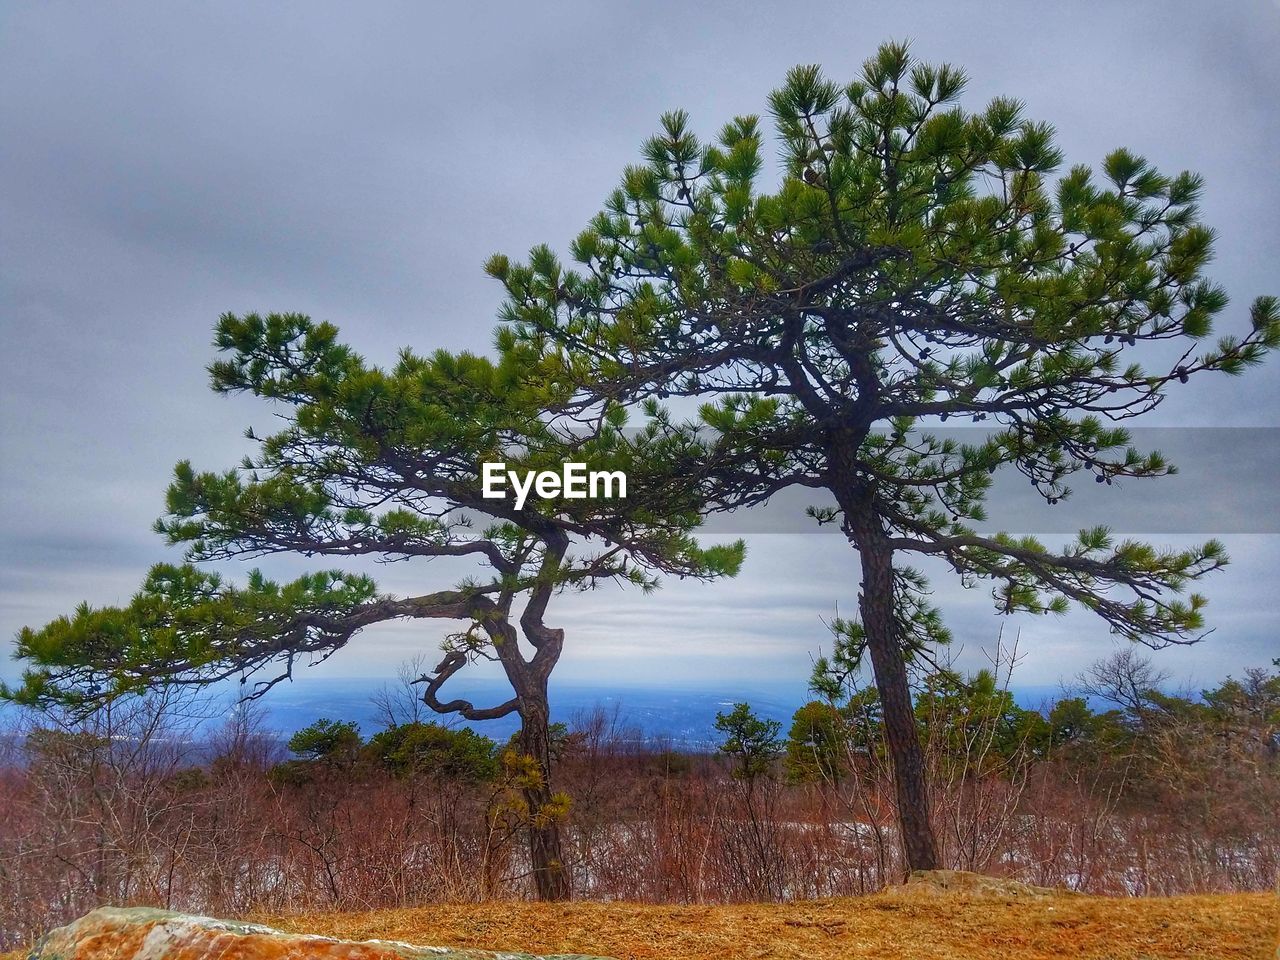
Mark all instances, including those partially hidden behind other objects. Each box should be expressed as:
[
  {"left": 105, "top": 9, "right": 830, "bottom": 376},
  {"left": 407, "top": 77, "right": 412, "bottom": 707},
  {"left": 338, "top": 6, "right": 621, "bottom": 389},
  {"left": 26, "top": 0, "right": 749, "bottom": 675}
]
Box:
[{"left": 252, "top": 886, "right": 1280, "bottom": 960}]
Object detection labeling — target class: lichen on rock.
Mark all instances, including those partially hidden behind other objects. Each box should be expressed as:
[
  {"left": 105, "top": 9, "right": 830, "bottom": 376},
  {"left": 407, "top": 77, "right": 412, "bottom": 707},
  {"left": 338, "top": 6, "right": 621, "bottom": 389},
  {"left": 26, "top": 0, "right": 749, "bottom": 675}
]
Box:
[{"left": 28, "top": 906, "right": 615, "bottom": 960}]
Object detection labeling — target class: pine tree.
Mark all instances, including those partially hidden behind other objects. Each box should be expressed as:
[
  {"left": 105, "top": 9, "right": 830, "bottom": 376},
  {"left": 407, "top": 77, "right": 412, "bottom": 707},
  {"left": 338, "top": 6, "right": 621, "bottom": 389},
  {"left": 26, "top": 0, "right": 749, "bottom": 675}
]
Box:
[
  {"left": 715, "top": 702, "right": 783, "bottom": 782},
  {"left": 488, "top": 42, "right": 1279, "bottom": 870},
  {"left": 4, "top": 311, "right": 742, "bottom": 900}
]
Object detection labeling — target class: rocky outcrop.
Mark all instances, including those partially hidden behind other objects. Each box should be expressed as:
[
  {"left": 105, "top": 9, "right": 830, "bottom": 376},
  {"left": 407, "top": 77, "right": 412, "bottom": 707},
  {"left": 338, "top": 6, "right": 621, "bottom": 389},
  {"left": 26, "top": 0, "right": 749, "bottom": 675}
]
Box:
[
  {"left": 28, "top": 906, "right": 615, "bottom": 960},
  {"left": 896, "top": 869, "right": 1067, "bottom": 898}
]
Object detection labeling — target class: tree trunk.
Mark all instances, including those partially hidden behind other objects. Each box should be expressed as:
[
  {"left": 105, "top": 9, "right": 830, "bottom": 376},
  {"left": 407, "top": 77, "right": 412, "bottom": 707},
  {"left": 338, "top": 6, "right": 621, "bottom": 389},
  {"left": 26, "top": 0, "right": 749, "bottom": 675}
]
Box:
[
  {"left": 847, "top": 511, "right": 941, "bottom": 873},
  {"left": 516, "top": 691, "right": 570, "bottom": 901}
]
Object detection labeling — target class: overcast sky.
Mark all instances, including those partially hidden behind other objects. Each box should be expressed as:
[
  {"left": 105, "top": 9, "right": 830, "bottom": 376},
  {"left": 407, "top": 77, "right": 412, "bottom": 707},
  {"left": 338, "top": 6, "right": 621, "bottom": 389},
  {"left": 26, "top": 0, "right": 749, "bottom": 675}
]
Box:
[{"left": 2, "top": 1, "right": 1278, "bottom": 704}]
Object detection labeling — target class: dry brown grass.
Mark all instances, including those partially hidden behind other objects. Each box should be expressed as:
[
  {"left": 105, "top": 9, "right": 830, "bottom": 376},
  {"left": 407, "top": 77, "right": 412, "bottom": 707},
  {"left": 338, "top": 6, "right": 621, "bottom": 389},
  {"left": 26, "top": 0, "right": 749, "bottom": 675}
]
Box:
[
  {"left": 3, "top": 887, "right": 1272, "bottom": 960},
  {"left": 249, "top": 888, "right": 1280, "bottom": 960}
]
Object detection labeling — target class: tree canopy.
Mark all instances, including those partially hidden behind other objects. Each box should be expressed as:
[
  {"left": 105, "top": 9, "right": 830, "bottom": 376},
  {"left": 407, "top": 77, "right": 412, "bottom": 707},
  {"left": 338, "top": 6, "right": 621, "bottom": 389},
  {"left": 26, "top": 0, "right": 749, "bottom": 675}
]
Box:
[{"left": 5, "top": 312, "right": 741, "bottom": 715}]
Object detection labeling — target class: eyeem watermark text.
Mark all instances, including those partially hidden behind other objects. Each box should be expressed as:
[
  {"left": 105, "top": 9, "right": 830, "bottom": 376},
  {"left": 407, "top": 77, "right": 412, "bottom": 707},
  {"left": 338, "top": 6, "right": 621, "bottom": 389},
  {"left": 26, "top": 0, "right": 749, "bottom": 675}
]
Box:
[{"left": 481, "top": 462, "right": 627, "bottom": 510}]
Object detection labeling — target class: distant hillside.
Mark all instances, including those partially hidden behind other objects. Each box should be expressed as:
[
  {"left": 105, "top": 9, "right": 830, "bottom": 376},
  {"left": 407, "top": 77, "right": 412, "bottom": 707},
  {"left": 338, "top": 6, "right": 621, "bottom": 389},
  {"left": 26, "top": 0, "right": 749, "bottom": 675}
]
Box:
[
  {"left": 246, "top": 678, "right": 812, "bottom": 747},
  {"left": 223, "top": 677, "right": 1074, "bottom": 745}
]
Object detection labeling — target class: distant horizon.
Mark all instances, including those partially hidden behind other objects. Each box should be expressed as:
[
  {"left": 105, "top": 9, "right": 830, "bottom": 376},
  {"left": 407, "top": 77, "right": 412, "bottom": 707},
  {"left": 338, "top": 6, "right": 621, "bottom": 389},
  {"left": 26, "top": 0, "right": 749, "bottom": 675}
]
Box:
[{"left": 141, "top": 669, "right": 1253, "bottom": 746}]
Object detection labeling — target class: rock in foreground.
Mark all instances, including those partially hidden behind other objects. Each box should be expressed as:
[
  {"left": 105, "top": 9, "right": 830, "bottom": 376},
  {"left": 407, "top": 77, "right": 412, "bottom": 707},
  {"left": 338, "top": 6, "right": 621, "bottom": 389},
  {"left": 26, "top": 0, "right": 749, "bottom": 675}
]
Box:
[{"left": 29, "top": 906, "right": 615, "bottom": 960}]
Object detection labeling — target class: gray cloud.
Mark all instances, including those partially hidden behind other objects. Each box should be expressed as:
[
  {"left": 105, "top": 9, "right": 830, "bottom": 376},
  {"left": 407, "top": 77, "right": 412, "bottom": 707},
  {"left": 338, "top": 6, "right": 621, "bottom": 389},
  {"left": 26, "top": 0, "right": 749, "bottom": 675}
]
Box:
[{"left": 3, "top": 1, "right": 1278, "bottom": 697}]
